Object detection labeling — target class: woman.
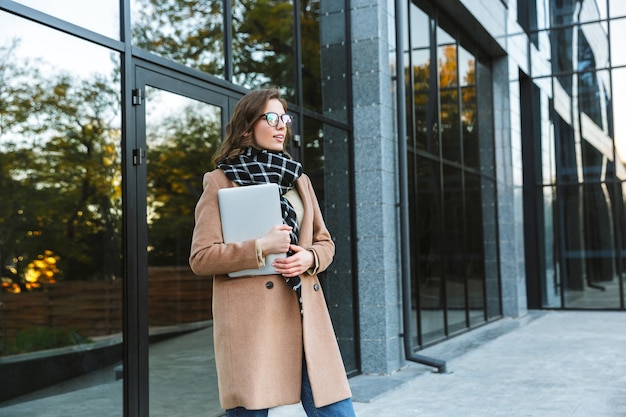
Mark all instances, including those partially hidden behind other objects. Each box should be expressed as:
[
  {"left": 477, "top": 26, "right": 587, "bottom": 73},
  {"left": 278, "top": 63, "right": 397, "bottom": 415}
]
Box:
[{"left": 189, "top": 88, "right": 355, "bottom": 417}]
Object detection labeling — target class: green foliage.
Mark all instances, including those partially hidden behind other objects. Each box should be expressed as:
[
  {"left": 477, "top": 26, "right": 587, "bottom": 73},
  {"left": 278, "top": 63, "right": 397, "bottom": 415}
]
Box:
[
  {"left": 146, "top": 103, "right": 221, "bottom": 265},
  {"left": 131, "top": 0, "right": 324, "bottom": 109},
  {"left": 131, "top": 0, "right": 225, "bottom": 76},
  {"left": 0, "top": 0, "right": 331, "bottom": 285},
  {"left": 1, "top": 327, "right": 91, "bottom": 355},
  {"left": 0, "top": 41, "right": 122, "bottom": 287}
]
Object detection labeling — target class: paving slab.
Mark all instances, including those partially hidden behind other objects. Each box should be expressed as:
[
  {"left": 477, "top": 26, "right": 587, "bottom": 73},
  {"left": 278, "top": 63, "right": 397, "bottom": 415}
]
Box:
[{"left": 2, "top": 310, "right": 625, "bottom": 417}]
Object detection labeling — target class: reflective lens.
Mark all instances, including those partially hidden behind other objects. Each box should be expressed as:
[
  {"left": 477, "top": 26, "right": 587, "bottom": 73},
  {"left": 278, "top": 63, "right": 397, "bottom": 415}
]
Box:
[{"left": 261, "top": 112, "right": 292, "bottom": 127}]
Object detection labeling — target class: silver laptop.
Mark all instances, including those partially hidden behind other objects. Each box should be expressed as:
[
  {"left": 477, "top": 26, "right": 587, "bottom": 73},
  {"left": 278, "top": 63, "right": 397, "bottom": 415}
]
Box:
[{"left": 217, "top": 183, "right": 286, "bottom": 277}]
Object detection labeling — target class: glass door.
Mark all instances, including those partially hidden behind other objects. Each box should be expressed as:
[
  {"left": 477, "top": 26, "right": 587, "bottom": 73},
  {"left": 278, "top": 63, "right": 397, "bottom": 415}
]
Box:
[{"left": 134, "top": 66, "right": 228, "bottom": 416}]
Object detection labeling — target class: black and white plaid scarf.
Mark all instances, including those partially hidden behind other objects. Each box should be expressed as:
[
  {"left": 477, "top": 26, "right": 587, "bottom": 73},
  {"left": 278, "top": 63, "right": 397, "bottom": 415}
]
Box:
[{"left": 218, "top": 147, "right": 303, "bottom": 290}]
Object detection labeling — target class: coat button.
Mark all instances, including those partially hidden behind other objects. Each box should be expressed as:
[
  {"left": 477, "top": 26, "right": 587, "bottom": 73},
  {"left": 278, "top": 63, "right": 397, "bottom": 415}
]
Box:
[
  {"left": 265, "top": 281, "right": 274, "bottom": 289},
  {"left": 313, "top": 284, "right": 320, "bottom": 291}
]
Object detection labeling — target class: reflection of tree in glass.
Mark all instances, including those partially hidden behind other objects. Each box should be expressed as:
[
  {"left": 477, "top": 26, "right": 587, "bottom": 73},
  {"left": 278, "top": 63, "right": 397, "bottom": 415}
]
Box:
[
  {"left": 439, "top": 45, "right": 458, "bottom": 88},
  {"left": 300, "top": 0, "right": 321, "bottom": 112},
  {"left": 132, "top": 0, "right": 313, "bottom": 104},
  {"left": 146, "top": 104, "right": 221, "bottom": 266},
  {"left": 23, "top": 250, "right": 60, "bottom": 290},
  {"left": 232, "top": 0, "right": 296, "bottom": 101},
  {"left": 131, "top": 0, "right": 225, "bottom": 77},
  {"left": 461, "top": 57, "right": 476, "bottom": 129},
  {"left": 0, "top": 40, "right": 121, "bottom": 290},
  {"left": 409, "top": 44, "right": 476, "bottom": 155}
]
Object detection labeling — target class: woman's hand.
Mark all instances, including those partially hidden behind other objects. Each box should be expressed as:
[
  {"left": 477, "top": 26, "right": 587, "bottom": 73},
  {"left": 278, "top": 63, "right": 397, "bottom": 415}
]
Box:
[
  {"left": 272, "top": 245, "right": 314, "bottom": 278},
  {"left": 258, "top": 224, "right": 292, "bottom": 256}
]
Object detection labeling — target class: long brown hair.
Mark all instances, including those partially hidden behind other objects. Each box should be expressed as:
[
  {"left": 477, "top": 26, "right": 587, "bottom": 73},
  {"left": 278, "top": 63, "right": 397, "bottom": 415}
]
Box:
[{"left": 212, "top": 88, "right": 290, "bottom": 165}]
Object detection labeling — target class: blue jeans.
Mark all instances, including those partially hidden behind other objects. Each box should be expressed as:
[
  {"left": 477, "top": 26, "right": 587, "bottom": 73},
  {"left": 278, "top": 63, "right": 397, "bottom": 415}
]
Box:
[{"left": 226, "top": 360, "right": 356, "bottom": 417}]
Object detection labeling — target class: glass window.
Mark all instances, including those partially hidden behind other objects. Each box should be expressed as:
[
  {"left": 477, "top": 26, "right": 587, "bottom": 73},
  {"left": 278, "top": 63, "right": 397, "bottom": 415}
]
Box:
[
  {"left": 414, "top": 155, "right": 445, "bottom": 344},
  {"left": 232, "top": 0, "right": 296, "bottom": 103},
  {"left": 552, "top": 0, "right": 607, "bottom": 25},
  {"left": 609, "top": 0, "right": 626, "bottom": 18},
  {"left": 131, "top": 0, "right": 225, "bottom": 78},
  {"left": 541, "top": 87, "right": 557, "bottom": 185},
  {"left": 465, "top": 173, "right": 486, "bottom": 326},
  {"left": 610, "top": 18, "right": 626, "bottom": 66},
  {"left": 518, "top": 0, "right": 539, "bottom": 42},
  {"left": 581, "top": 141, "right": 607, "bottom": 182},
  {"left": 619, "top": 182, "right": 626, "bottom": 308},
  {"left": 461, "top": 83, "right": 477, "bottom": 167},
  {"left": 459, "top": 46, "right": 477, "bottom": 167},
  {"left": 0, "top": 13, "right": 122, "bottom": 414},
  {"left": 579, "top": 0, "right": 607, "bottom": 23},
  {"left": 578, "top": 69, "right": 611, "bottom": 130},
  {"left": 614, "top": 68, "right": 626, "bottom": 173},
  {"left": 541, "top": 185, "right": 561, "bottom": 308},
  {"left": 560, "top": 183, "right": 621, "bottom": 309},
  {"left": 144, "top": 87, "right": 221, "bottom": 415},
  {"left": 410, "top": 5, "right": 433, "bottom": 154},
  {"left": 532, "top": 31, "right": 554, "bottom": 78},
  {"left": 536, "top": 0, "right": 550, "bottom": 30},
  {"left": 405, "top": 3, "right": 496, "bottom": 342},
  {"left": 437, "top": 27, "right": 457, "bottom": 88},
  {"left": 443, "top": 165, "right": 466, "bottom": 333},
  {"left": 550, "top": 27, "right": 574, "bottom": 76},
  {"left": 578, "top": 22, "right": 610, "bottom": 71},
  {"left": 410, "top": 5, "right": 431, "bottom": 91},
  {"left": 437, "top": 28, "right": 460, "bottom": 164},
  {"left": 458, "top": 46, "right": 473, "bottom": 87},
  {"left": 530, "top": 0, "right": 626, "bottom": 311},
  {"left": 553, "top": 96, "right": 578, "bottom": 182},
  {"left": 412, "top": 90, "right": 432, "bottom": 154},
  {"left": 412, "top": 49, "right": 431, "bottom": 91},
  {"left": 440, "top": 87, "right": 460, "bottom": 163},
  {"left": 410, "top": 3, "right": 430, "bottom": 49},
  {"left": 12, "top": 0, "right": 119, "bottom": 39}
]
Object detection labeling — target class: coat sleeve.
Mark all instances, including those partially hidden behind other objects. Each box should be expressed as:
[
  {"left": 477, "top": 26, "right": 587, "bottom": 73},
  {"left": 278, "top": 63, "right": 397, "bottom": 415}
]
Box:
[
  {"left": 189, "top": 171, "right": 261, "bottom": 276},
  {"left": 301, "top": 175, "right": 335, "bottom": 274}
]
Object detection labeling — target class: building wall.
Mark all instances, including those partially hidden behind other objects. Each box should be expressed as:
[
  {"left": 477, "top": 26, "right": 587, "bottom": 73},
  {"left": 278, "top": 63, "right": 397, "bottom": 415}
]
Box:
[
  {"left": 461, "top": 0, "right": 529, "bottom": 317},
  {"left": 2, "top": 0, "right": 625, "bottom": 413},
  {"left": 350, "top": 0, "right": 531, "bottom": 375}
]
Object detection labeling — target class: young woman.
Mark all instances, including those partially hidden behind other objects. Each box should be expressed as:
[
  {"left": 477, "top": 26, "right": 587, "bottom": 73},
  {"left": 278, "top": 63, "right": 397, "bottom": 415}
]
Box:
[{"left": 189, "top": 88, "right": 356, "bottom": 417}]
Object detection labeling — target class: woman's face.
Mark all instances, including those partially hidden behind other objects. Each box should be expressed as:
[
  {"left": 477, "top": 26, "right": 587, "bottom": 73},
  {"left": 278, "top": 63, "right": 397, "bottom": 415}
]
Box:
[{"left": 252, "top": 98, "right": 289, "bottom": 152}]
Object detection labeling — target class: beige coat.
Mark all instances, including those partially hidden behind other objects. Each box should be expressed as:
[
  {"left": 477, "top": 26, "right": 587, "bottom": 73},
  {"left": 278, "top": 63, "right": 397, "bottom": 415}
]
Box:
[{"left": 189, "top": 169, "right": 351, "bottom": 410}]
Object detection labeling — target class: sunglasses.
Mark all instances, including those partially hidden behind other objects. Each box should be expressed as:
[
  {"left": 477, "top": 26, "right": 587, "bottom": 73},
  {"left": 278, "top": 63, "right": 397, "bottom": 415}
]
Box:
[{"left": 260, "top": 112, "right": 293, "bottom": 127}]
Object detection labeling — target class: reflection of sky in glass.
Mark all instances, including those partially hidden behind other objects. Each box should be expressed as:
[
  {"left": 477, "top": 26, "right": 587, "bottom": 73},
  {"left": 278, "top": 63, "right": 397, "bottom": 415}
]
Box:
[
  {"left": 437, "top": 26, "right": 454, "bottom": 45},
  {"left": 410, "top": 5, "right": 429, "bottom": 49},
  {"left": 611, "top": 18, "right": 626, "bottom": 66},
  {"left": 145, "top": 87, "right": 221, "bottom": 147},
  {"left": 458, "top": 46, "right": 473, "bottom": 87},
  {"left": 609, "top": 0, "right": 626, "bottom": 18},
  {"left": 0, "top": 13, "right": 120, "bottom": 149},
  {"left": 10, "top": 0, "right": 119, "bottom": 39},
  {"left": 0, "top": 0, "right": 625, "bottom": 164},
  {"left": 0, "top": 14, "right": 117, "bottom": 79},
  {"left": 609, "top": 15, "right": 626, "bottom": 162},
  {"left": 613, "top": 68, "right": 626, "bottom": 162}
]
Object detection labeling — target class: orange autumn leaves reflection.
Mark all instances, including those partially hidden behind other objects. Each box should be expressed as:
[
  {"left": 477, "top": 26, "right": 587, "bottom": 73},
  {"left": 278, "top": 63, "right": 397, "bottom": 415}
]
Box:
[{"left": 2, "top": 250, "right": 60, "bottom": 293}]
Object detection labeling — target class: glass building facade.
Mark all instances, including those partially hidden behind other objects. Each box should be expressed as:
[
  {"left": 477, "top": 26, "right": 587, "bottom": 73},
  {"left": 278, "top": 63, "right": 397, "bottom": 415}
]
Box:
[
  {"left": 0, "top": 1, "right": 354, "bottom": 415},
  {"left": 401, "top": 0, "right": 500, "bottom": 347},
  {"left": 0, "top": 0, "right": 624, "bottom": 415},
  {"left": 521, "top": 0, "right": 626, "bottom": 309}
]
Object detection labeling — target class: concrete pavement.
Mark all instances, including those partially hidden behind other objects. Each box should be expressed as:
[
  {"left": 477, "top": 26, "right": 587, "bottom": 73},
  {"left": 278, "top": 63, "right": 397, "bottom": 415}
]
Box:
[
  {"left": 1, "top": 310, "right": 625, "bottom": 416},
  {"left": 274, "top": 310, "right": 626, "bottom": 417}
]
